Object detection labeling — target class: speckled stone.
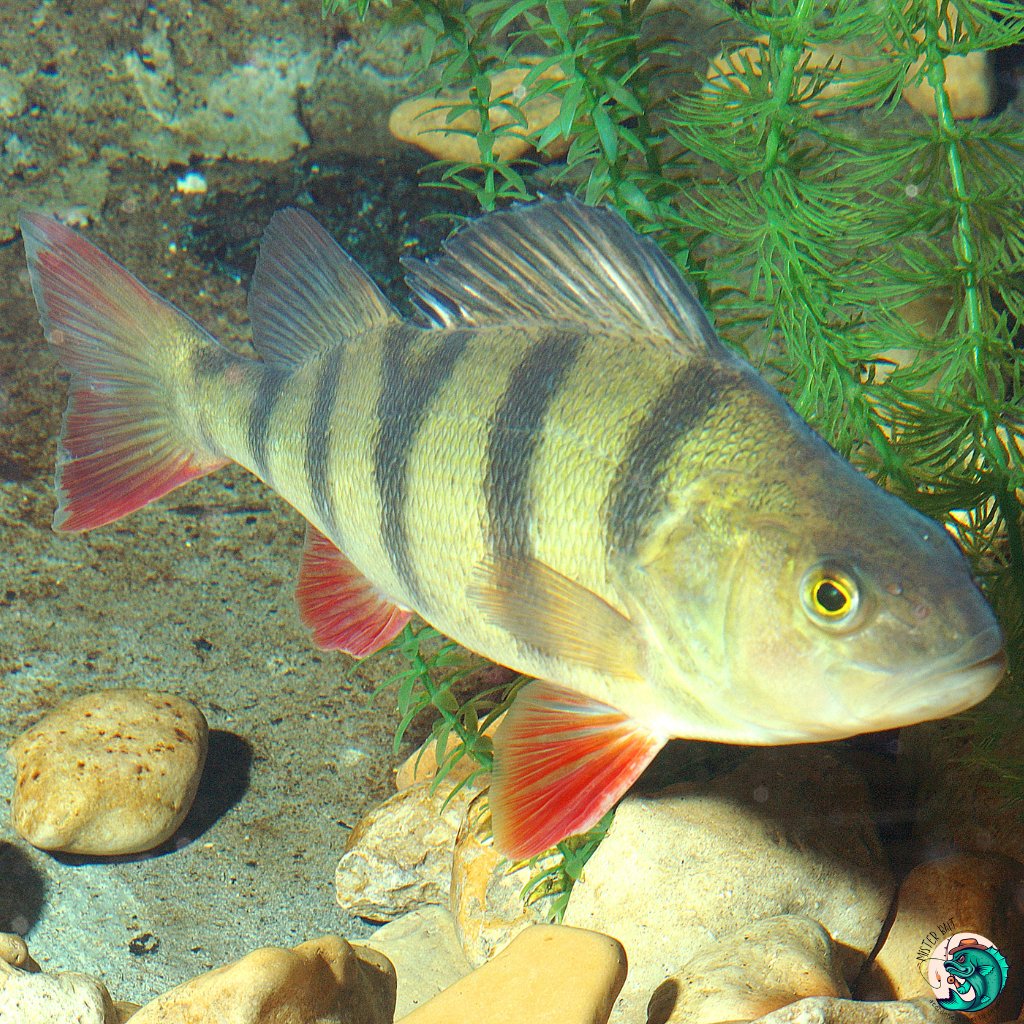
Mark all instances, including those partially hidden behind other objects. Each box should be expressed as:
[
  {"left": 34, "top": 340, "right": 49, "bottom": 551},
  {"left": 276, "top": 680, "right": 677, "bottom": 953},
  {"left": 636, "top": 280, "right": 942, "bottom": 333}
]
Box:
[
  {"left": 7, "top": 688, "right": 208, "bottom": 855},
  {"left": 0, "top": 958, "right": 118, "bottom": 1024},
  {"left": 125, "top": 935, "right": 395, "bottom": 1024}
]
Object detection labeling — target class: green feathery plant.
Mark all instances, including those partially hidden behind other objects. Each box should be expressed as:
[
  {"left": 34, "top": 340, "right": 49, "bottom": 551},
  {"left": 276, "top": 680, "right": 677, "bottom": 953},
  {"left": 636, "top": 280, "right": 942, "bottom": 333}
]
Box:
[{"left": 332, "top": 0, "right": 1024, "bottom": 911}]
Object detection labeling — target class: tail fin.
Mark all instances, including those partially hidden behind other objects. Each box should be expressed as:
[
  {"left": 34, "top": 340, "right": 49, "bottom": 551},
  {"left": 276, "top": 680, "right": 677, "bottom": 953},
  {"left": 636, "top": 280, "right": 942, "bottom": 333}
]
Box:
[{"left": 21, "top": 213, "right": 228, "bottom": 531}]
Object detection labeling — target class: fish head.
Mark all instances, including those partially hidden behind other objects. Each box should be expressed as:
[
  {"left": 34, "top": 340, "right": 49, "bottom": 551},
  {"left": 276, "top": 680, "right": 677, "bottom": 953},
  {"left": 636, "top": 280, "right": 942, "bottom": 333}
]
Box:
[{"left": 623, "top": 464, "right": 1005, "bottom": 745}]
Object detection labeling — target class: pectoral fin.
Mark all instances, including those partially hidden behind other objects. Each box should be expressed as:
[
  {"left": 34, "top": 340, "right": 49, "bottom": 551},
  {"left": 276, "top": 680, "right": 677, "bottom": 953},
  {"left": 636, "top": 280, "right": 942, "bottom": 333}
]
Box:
[
  {"left": 489, "top": 680, "right": 664, "bottom": 858},
  {"left": 295, "top": 525, "right": 411, "bottom": 657},
  {"left": 469, "top": 556, "right": 644, "bottom": 681}
]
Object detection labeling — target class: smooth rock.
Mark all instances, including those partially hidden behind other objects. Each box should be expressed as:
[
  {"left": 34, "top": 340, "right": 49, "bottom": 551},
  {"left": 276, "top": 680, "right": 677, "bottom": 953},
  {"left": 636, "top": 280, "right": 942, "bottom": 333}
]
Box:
[
  {"left": 0, "top": 933, "right": 36, "bottom": 971},
  {"left": 336, "top": 781, "right": 473, "bottom": 921},
  {"left": 114, "top": 1004, "right": 141, "bottom": 1023},
  {"left": 903, "top": 51, "right": 994, "bottom": 120},
  {"left": 649, "top": 915, "right": 850, "bottom": 1024},
  {"left": 363, "top": 906, "right": 472, "bottom": 1018},
  {"left": 399, "top": 924, "right": 626, "bottom": 1024},
  {"left": 563, "top": 748, "right": 894, "bottom": 1024},
  {"left": 389, "top": 64, "right": 566, "bottom": 163},
  {"left": 450, "top": 791, "right": 552, "bottom": 967},
  {"left": 857, "top": 852, "right": 1024, "bottom": 1023},
  {"left": 747, "top": 996, "right": 965, "bottom": 1024},
  {"left": 126, "top": 935, "right": 395, "bottom": 1024},
  {"left": 0, "top": 960, "right": 118, "bottom": 1024},
  {"left": 8, "top": 689, "right": 208, "bottom": 855}
]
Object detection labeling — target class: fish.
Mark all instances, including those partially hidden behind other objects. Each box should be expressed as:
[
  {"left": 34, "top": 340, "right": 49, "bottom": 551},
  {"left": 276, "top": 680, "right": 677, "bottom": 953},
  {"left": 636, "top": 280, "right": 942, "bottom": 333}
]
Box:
[{"left": 21, "top": 198, "right": 1006, "bottom": 859}]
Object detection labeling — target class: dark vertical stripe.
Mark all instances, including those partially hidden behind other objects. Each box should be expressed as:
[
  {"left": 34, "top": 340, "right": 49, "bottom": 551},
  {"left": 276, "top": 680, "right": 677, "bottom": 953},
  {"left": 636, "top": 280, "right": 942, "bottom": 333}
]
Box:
[
  {"left": 485, "top": 332, "right": 584, "bottom": 558},
  {"left": 247, "top": 366, "right": 288, "bottom": 483},
  {"left": 306, "top": 345, "right": 345, "bottom": 534},
  {"left": 605, "top": 360, "right": 731, "bottom": 555},
  {"left": 375, "top": 324, "right": 471, "bottom": 602}
]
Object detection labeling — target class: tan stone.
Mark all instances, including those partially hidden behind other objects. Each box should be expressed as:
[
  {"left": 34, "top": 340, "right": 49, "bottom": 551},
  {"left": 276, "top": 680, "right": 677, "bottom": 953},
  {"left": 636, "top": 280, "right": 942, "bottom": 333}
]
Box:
[
  {"left": 649, "top": 915, "right": 850, "bottom": 1024},
  {"left": 127, "top": 935, "right": 395, "bottom": 1024},
  {"left": 563, "top": 749, "right": 894, "bottom": 1024},
  {"left": 8, "top": 689, "right": 208, "bottom": 855},
  {"left": 363, "top": 906, "right": 472, "bottom": 1018},
  {"left": 857, "top": 853, "right": 1024, "bottom": 1024},
  {"left": 399, "top": 924, "right": 626, "bottom": 1024},
  {"left": 749, "top": 996, "right": 965, "bottom": 1024},
  {"left": 450, "top": 791, "right": 551, "bottom": 967},
  {"left": 114, "top": 1003, "right": 141, "bottom": 1023},
  {"left": 389, "top": 65, "right": 566, "bottom": 163},
  {"left": 0, "top": 933, "right": 37, "bottom": 971},
  {"left": 0, "top": 961, "right": 118, "bottom": 1024},
  {"left": 903, "top": 49, "right": 994, "bottom": 119},
  {"left": 336, "top": 780, "right": 474, "bottom": 921}
]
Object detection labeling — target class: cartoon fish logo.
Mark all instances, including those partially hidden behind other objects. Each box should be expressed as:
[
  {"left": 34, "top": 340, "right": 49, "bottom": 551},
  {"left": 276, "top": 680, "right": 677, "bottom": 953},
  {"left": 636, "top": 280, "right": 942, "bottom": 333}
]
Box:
[
  {"left": 930, "top": 934, "right": 1008, "bottom": 1012},
  {"left": 21, "top": 199, "right": 1006, "bottom": 858}
]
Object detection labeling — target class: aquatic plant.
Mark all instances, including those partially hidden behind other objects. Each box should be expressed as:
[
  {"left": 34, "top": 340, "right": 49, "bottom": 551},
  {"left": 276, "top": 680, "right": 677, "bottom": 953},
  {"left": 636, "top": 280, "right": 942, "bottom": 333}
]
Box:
[{"left": 331, "top": 0, "right": 1024, "bottom": 909}]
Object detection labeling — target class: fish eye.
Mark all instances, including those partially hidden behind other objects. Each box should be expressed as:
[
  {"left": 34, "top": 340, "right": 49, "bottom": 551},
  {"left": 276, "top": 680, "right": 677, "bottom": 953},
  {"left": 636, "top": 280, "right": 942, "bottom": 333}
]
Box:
[{"left": 801, "top": 564, "right": 860, "bottom": 628}]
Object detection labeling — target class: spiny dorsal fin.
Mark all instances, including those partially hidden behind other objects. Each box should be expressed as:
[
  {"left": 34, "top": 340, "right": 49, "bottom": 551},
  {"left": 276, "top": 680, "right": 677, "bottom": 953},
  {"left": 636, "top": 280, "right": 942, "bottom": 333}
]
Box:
[
  {"left": 402, "top": 197, "right": 724, "bottom": 356},
  {"left": 249, "top": 208, "right": 399, "bottom": 367}
]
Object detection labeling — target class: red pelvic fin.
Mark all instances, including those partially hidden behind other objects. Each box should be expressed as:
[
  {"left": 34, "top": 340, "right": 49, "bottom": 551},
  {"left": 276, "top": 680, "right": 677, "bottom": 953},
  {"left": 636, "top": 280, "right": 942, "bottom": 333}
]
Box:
[
  {"left": 295, "top": 525, "right": 412, "bottom": 657},
  {"left": 489, "top": 680, "right": 664, "bottom": 859},
  {"left": 20, "top": 213, "right": 227, "bottom": 531}
]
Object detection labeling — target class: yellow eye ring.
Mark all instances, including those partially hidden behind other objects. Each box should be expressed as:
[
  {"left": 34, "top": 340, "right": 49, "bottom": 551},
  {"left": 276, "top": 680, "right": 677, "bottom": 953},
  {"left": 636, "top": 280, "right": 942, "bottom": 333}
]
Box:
[{"left": 801, "top": 566, "right": 859, "bottom": 627}]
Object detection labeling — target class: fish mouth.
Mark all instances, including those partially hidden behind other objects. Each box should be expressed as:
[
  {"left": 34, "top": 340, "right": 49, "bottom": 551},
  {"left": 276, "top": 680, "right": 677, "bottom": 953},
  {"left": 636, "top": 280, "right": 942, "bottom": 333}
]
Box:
[{"left": 854, "top": 624, "right": 1006, "bottom": 728}]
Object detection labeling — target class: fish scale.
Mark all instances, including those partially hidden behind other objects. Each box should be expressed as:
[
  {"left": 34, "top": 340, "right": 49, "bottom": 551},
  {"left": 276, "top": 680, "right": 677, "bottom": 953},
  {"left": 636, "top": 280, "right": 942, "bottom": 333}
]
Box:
[{"left": 21, "top": 197, "right": 1005, "bottom": 859}]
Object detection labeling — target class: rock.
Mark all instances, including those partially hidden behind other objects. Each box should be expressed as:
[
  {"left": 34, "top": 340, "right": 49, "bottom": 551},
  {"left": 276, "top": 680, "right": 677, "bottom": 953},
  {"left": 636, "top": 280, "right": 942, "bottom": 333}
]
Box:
[
  {"left": 363, "top": 906, "right": 472, "bottom": 1018},
  {"left": 389, "top": 64, "right": 567, "bottom": 163},
  {"left": 126, "top": 935, "right": 395, "bottom": 1024},
  {"left": 0, "top": 959, "right": 118, "bottom": 1024},
  {"left": 857, "top": 853, "right": 1024, "bottom": 1023},
  {"left": 114, "top": 1004, "right": 141, "bottom": 1023},
  {"left": 8, "top": 689, "right": 208, "bottom": 856},
  {"left": 399, "top": 924, "right": 626, "bottom": 1024},
  {"left": 0, "top": 933, "right": 37, "bottom": 971},
  {"left": 563, "top": 748, "right": 894, "bottom": 1024},
  {"left": 450, "top": 791, "right": 552, "bottom": 967},
  {"left": 336, "top": 781, "right": 474, "bottom": 922},
  {"left": 750, "top": 997, "right": 965, "bottom": 1024},
  {"left": 648, "top": 915, "right": 850, "bottom": 1024}
]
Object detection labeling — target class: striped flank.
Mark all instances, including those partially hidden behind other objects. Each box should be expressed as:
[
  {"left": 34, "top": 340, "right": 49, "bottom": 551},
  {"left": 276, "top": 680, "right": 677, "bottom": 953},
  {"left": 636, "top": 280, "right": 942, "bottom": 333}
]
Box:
[
  {"left": 604, "top": 359, "right": 731, "bottom": 555},
  {"left": 374, "top": 324, "right": 472, "bottom": 605},
  {"left": 246, "top": 366, "right": 289, "bottom": 483},
  {"left": 305, "top": 345, "right": 345, "bottom": 536},
  {"left": 485, "top": 331, "right": 585, "bottom": 560}
]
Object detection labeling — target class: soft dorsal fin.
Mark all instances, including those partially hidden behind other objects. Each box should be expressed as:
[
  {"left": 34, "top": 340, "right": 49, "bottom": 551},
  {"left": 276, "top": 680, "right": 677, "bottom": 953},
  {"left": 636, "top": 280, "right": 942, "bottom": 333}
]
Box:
[
  {"left": 249, "top": 208, "right": 399, "bottom": 367},
  {"left": 403, "top": 197, "right": 724, "bottom": 356}
]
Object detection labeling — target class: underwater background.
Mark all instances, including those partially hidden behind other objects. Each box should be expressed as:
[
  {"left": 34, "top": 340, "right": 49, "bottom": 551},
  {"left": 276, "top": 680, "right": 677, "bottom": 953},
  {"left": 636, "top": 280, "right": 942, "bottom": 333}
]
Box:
[{"left": 0, "top": 0, "right": 1023, "bottom": 1020}]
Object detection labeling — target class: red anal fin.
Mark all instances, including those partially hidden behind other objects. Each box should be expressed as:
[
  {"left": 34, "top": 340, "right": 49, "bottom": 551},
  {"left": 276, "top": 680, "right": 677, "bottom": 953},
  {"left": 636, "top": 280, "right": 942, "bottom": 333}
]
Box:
[
  {"left": 489, "top": 680, "right": 664, "bottom": 859},
  {"left": 295, "top": 525, "right": 411, "bottom": 657}
]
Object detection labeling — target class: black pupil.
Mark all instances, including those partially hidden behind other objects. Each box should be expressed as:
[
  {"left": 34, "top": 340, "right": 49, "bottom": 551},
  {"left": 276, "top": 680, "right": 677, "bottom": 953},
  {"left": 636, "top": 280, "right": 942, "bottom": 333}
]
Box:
[{"left": 816, "top": 580, "right": 847, "bottom": 613}]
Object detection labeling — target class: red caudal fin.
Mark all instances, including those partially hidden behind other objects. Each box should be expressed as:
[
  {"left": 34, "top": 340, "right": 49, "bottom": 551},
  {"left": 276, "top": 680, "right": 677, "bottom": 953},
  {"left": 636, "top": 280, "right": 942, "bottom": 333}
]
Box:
[
  {"left": 489, "top": 680, "right": 664, "bottom": 859},
  {"left": 20, "top": 213, "right": 228, "bottom": 531},
  {"left": 295, "top": 525, "right": 412, "bottom": 657}
]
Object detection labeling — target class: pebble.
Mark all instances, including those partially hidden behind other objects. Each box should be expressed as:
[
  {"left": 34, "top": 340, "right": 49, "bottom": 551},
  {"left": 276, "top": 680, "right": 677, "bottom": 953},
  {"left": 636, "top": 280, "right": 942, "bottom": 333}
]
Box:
[
  {"left": 857, "top": 852, "right": 1024, "bottom": 1023},
  {"left": 363, "top": 906, "right": 472, "bottom": 1018},
  {"left": 126, "top": 935, "right": 395, "bottom": 1024},
  {"left": 0, "top": 933, "right": 36, "bottom": 971},
  {"left": 648, "top": 915, "right": 850, "bottom": 1024},
  {"left": 398, "top": 924, "right": 626, "bottom": 1024},
  {"left": 335, "top": 780, "right": 474, "bottom": 921},
  {"left": 450, "top": 791, "right": 551, "bottom": 967},
  {"left": 7, "top": 689, "right": 208, "bottom": 855},
  {"left": 389, "top": 65, "right": 566, "bottom": 163},
  {"left": 0, "top": 958, "right": 118, "bottom": 1024},
  {"left": 563, "top": 748, "right": 894, "bottom": 1024}
]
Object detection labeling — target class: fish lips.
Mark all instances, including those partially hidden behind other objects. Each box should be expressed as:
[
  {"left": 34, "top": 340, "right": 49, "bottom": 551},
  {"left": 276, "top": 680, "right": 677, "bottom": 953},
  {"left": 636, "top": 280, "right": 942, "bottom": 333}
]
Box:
[{"left": 849, "top": 623, "right": 1006, "bottom": 729}]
